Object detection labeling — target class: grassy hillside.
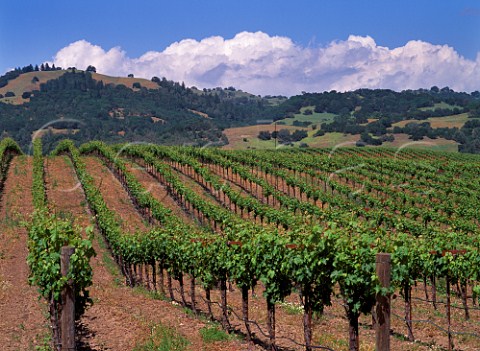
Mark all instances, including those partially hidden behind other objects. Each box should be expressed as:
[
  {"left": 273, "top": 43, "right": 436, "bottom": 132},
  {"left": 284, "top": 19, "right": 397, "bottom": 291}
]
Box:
[
  {"left": 419, "top": 101, "right": 461, "bottom": 111},
  {"left": 91, "top": 72, "right": 160, "bottom": 90},
  {"left": 223, "top": 124, "right": 307, "bottom": 149},
  {"left": 0, "top": 70, "right": 163, "bottom": 105},
  {"left": 0, "top": 70, "right": 277, "bottom": 151},
  {"left": 392, "top": 113, "right": 474, "bottom": 128},
  {"left": 0, "top": 70, "right": 65, "bottom": 103},
  {"left": 1, "top": 68, "right": 479, "bottom": 153},
  {"left": 277, "top": 106, "right": 336, "bottom": 126},
  {"left": 223, "top": 124, "right": 459, "bottom": 152}
]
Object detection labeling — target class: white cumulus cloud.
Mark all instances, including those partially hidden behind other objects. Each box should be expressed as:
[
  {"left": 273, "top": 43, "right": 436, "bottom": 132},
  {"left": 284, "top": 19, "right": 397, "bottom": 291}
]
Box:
[{"left": 51, "top": 31, "right": 480, "bottom": 96}]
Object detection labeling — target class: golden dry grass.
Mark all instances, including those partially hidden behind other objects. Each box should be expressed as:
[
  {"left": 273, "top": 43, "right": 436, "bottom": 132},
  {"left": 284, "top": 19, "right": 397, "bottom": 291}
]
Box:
[
  {"left": 223, "top": 124, "right": 459, "bottom": 152},
  {"left": 188, "top": 109, "right": 211, "bottom": 119},
  {"left": 0, "top": 71, "right": 65, "bottom": 104},
  {"left": 32, "top": 128, "right": 79, "bottom": 140},
  {"left": 0, "top": 71, "right": 162, "bottom": 105},
  {"left": 382, "top": 133, "right": 458, "bottom": 152},
  {"left": 223, "top": 124, "right": 307, "bottom": 149},
  {"left": 91, "top": 73, "right": 160, "bottom": 90},
  {"left": 392, "top": 113, "right": 471, "bottom": 128}
]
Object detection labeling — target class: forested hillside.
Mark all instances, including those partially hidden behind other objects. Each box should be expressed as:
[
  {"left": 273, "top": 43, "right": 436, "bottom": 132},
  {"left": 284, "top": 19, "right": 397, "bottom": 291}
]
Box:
[
  {"left": 0, "top": 68, "right": 277, "bottom": 151},
  {"left": 271, "top": 88, "right": 480, "bottom": 152},
  {"left": 1, "top": 66, "right": 480, "bottom": 153}
]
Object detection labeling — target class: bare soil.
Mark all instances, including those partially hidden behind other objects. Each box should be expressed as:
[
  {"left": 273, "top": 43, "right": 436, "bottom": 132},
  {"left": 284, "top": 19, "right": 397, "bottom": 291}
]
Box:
[
  {"left": 130, "top": 158, "right": 480, "bottom": 351},
  {"left": 82, "top": 156, "right": 148, "bottom": 234},
  {"left": 44, "top": 156, "right": 252, "bottom": 351},
  {"left": 0, "top": 156, "right": 48, "bottom": 350},
  {"left": 3, "top": 153, "right": 478, "bottom": 351},
  {"left": 160, "top": 253, "right": 480, "bottom": 351},
  {"left": 125, "top": 161, "right": 196, "bottom": 225}
]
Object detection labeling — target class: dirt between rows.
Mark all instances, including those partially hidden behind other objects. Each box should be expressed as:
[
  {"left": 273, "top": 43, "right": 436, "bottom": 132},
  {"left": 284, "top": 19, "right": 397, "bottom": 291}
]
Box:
[
  {"left": 0, "top": 156, "right": 48, "bottom": 350},
  {"left": 139, "top": 157, "right": 480, "bottom": 351},
  {"left": 83, "top": 156, "right": 149, "bottom": 234},
  {"left": 2, "top": 153, "right": 477, "bottom": 351},
  {"left": 124, "top": 161, "right": 196, "bottom": 225},
  {"left": 169, "top": 162, "right": 269, "bottom": 225},
  {"left": 44, "top": 155, "right": 251, "bottom": 351}
]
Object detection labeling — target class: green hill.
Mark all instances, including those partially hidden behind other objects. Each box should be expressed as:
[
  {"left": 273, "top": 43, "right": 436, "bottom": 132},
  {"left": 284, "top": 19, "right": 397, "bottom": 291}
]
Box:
[
  {"left": 0, "top": 69, "right": 277, "bottom": 151},
  {"left": 225, "top": 89, "right": 480, "bottom": 153},
  {"left": 1, "top": 66, "right": 479, "bottom": 153}
]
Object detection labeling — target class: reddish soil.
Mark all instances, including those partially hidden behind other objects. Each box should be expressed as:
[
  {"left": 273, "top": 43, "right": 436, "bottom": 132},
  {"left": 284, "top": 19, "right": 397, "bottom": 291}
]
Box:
[
  {"left": 125, "top": 161, "right": 196, "bottom": 225},
  {"left": 44, "top": 156, "right": 252, "bottom": 351},
  {"left": 207, "top": 164, "right": 283, "bottom": 209},
  {"left": 159, "top": 253, "right": 480, "bottom": 351},
  {"left": 4, "top": 153, "right": 478, "bottom": 351},
  {"left": 172, "top": 166, "right": 223, "bottom": 206},
  {"left": 0, "top": 156, "right": 48, "bottom": 350},
  {"left": 82, "top": 156, "right": 149, "bottom": 234},
  {"left": 166, "top": 162, "right": 254, "bottom": 220},
  {"left": 135, "top": 160, "right": 480, "bottom": 350}
]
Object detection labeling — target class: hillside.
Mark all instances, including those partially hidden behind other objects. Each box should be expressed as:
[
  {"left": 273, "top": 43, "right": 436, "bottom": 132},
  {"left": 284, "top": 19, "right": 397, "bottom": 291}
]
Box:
[
  {"left": 225, "top": 89, "right": 480, "bottom": 152},
  {"left": 1, "top": 67, "right": 480, "bottom": 153},
  {"left": 0, "top": 70, "right": 65, "bottom": 104},
  {"left": 0, "top": 69, "right": 276, "bottom": 151}
]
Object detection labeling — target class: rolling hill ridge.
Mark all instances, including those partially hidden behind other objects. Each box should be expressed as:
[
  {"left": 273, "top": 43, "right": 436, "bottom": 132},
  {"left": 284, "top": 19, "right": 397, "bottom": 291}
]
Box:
[{"left": 0, "top": 66, "right": 479, "bottom": 153}]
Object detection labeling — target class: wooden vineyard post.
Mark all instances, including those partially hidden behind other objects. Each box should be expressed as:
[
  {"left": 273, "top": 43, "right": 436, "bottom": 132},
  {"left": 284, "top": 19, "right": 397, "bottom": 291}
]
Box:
[
  {"left": 375, "top": 253, "right": 391, "bottom": 351},
  {"left": 438, "top": 249, "right": 466, "bottom": 351},
  {"left": 61, "top": 246, "right": 75, "bottom": 351},
  {"left": 446, "top": 274, "right": 453, "bottom": 351}
]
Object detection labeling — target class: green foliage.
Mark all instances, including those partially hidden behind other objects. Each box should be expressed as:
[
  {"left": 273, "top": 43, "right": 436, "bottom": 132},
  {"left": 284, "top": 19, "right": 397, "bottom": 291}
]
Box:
[
  {"left": 252, "top": 229, "right": 291, "bottom": 304},
  {"left": 133, "top": 324, "right": 189, "bottom": 351},
  {"left": 0, "top": 71, "right": 275, "bottom": 151},
  {"left": 48, "top": 139, "right": 480, "bottom": 349},
  {"left": 25, "top": 210, "right": 95, "bottom": 316},
  {"left": 28, "top": 138, "right": 95, "bottom": 317},
  {"left": 287, "top": 225, "right": 336, "bottom": 313},
  {"left": 199, "top": 325, "right": 231, "bottom": 342},
  {"left": 258, "top": 130, "right": 272, "bottom": 140},
  {"left": 32, "top": 138, "right": 46, "bottom": 208},
  {"left": 0, "top": 138, "right": 22, "bottom": 193},
  {"left": 2, "top": 69, "right": 480, "bottom": 152}
]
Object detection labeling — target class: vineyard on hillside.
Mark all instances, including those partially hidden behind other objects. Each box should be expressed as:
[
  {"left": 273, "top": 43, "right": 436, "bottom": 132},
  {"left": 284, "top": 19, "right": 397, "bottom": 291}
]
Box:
[{"left": 1, "top": 137, "right": 480, "bottom": 351}]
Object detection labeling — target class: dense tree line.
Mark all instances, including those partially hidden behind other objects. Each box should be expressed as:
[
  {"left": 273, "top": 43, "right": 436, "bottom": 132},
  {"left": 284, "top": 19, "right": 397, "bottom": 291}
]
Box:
[
  {"left": 293, "top": 88, "right": 480, "bottom": 151},
  {"left": 276, "top": 87, "right": 477, "bottom": 122},
  {"left": 257, "top": 129, "right": 308, "bottom": 144}
]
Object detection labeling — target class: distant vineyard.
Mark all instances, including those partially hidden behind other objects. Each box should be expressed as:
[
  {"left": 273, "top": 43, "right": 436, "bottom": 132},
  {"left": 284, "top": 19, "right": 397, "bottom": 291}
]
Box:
[{"left": 3, "top": 137, "right": 480, "bottom": 351}]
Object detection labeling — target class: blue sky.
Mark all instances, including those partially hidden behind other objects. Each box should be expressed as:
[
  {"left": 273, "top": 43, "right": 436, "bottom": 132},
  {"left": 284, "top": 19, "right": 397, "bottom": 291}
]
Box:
[{"left": 1, "top": 0, "right": 479, "bottom": 95}]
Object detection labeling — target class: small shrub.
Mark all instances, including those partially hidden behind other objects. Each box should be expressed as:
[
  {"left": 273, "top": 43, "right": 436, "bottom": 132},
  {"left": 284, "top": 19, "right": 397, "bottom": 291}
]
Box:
[
  {"left": 258, "top": 130, "right": 271, "bottom": 140},
  {"left": 199, "top": 325, "right": 230, "bottom": 343},
  {"left": 134, "top": 324, "right": 189, "bottom": 351}
]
